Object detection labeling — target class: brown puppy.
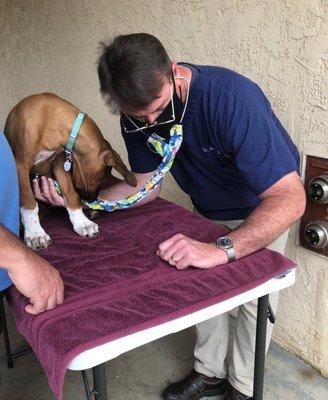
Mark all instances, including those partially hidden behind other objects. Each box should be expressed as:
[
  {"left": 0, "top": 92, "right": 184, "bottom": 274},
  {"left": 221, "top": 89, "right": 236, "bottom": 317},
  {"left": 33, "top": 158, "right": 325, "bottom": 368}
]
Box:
[{"left": 4, "top": 93, "right": 137, "bottom": 250}]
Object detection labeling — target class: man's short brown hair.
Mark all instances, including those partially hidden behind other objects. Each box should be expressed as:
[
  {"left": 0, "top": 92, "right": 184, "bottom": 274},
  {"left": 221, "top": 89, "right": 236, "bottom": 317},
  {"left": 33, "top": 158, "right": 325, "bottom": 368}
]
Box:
[{"left": 98, "top": 33, "right": 172, "bottom": 113}]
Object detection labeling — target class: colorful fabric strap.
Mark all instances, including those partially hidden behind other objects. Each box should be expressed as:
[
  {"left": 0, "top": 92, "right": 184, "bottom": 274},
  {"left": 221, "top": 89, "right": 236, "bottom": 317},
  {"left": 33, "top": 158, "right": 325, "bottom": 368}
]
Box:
[{"left": 54, "top": 124, "right": 183, "bottom": 211}]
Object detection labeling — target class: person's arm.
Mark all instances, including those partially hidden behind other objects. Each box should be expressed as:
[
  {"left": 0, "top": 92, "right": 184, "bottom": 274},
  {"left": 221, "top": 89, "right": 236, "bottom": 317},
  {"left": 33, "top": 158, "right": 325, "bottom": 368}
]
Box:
[
  {"left": 227, "top": 171, "right": 305, "bottom": 257},
  {"left": 157, "top": 171, "right": 306, "bottom": 269},
  {"left": 32, "top": 171, "right": 161, "bottom": 208},
  {"left": 99, "top": 171, "right": 161, "bottom": 206},
  {"left": 0, "top": 224, "right": 64, "bottom": 314}
]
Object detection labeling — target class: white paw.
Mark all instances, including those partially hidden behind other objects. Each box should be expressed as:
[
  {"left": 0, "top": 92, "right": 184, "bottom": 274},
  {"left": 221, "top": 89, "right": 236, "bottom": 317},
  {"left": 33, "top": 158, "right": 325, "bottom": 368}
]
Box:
[
  {"left": 73, "top": 219, "right": 99, "bottom": 237},
  {"left": 67, "top": 208, "right": 99, "bottom": 237},
  {"left": 25, "top": 230, "right": 52, "bottom": 250},
  {"left": 20, "top": 205, "right": 52, "bottom": 250}
]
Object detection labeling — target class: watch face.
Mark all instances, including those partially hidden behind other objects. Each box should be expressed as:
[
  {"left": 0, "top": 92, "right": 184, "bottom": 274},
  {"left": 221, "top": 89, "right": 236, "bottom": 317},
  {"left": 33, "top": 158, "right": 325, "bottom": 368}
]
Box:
[{"left": 217, "top": 236, "right": 232, "bottom": 248}]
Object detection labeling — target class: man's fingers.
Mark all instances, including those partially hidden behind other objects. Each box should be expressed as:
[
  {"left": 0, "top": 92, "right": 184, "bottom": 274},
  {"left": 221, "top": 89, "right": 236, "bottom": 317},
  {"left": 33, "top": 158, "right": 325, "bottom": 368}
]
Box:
[
  {"left": 162, "top": 241, "right": 185, "bottom": 262},
  {"left": 57, "top": 290, "right": 64, "bottom": 305},
  {"left": 32, "top": 179, "right": 45, "bottom": 201},
  {"left": 25, "top": 288, "right": 63, "bottom": 314},
  {"left": 167, "top": 257, "right": 176, "bottom": 266},
  {"left": 24, "top": 304, "right": 39, "bottom": 315},
  {"left": 38, "top": 176, "right": 65, "bottom": 207},
  {"left": 55, "top": 281, "right": 65, "bottom": 305},
  {"left": 25, "top": 300, "right": 46, "bottom": 315},
  {"left": 47, "top": 178, "right": 59, "bottom": 202},
  {"left": 176, "top": 256, "right": 192, "bottom": 270},
  {"left": 158, "top": 238, "right": 176, "bottom": 254},
  {"left": 31, "top": 179, "right": 40, "bottom": 195},
  {"left": 46, "top": 285, "right": 64, "bottom": 310},
  {"left": 47, "top": 178, "right": 66, "bottom": 207},
  {"left": 158, "top": 233, "right": 185, "bottom": 255},
  {"left": 158, "top": 233, "right": 185, "bottom": 260},
  {"left": 41, "top": 176, "right": 51, "bottom": 197},
  {"left": 171, "top": 248, "right": 187, "bottom": 264},
  {"left": 46, "top": 296, "right": 58, "bottom": 311}
]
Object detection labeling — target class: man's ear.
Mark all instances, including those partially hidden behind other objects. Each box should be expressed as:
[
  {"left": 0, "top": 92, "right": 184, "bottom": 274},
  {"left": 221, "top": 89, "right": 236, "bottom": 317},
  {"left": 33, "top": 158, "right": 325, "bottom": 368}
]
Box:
[
  {"left": 171, "top": 61, "right": 178, "bottom": 77},
  {"left": 103, "top": 149, "right": 137, "bottom": 187}
]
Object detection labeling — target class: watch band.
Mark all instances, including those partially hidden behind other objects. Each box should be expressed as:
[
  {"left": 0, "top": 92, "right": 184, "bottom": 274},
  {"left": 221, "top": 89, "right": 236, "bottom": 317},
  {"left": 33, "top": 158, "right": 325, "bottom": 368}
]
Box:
[{"left": 223, "top": 246, "right": 236, "bottom": 262}]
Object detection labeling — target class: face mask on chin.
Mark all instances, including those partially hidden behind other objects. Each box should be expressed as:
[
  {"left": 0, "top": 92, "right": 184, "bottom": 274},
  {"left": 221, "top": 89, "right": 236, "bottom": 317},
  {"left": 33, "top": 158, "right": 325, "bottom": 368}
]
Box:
[
  {"left": 124, "top": 75, "right": 189, "bottom": 138},
  {"left": 147, "top": 85, "right": 185, "bottom": 138}
]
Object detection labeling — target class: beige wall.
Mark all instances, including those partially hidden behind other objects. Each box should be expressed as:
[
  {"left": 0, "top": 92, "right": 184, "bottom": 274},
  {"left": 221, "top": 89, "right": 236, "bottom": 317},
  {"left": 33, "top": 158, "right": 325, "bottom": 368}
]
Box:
[{"left": 0, "top": 0, "right": 327, "bottom": 376}]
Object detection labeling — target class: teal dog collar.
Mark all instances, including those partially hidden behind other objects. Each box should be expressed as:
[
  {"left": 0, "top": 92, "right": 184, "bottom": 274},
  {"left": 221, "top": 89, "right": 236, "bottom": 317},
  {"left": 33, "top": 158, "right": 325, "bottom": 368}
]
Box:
[{"left": 64, "top": 112, "right": 87, "bottom": 171}]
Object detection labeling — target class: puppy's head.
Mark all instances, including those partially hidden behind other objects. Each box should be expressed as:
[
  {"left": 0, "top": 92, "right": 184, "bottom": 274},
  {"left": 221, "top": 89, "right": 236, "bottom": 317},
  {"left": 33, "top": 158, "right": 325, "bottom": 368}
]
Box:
[{"left": 72, "top": 145, "right": 137, "bottom": 202}]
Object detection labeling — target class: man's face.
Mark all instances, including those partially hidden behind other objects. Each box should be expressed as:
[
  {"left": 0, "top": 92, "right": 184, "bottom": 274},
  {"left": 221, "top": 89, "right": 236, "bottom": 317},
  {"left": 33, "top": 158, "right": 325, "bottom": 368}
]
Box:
[{"left": 125, "top": 77, "right": 172, "bottom": 125}]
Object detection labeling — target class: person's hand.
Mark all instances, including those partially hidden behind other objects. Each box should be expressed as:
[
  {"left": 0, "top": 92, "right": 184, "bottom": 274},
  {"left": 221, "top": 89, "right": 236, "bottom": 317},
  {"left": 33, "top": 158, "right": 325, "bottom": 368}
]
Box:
[
  {"left": 156, "top": 233, "right": 228, "bottom": 270},
  {"left": 8, "top": 253, "right": 64, "bottom": 314},
  {"left": 32, "top": 176, "right": 66, "bottom": 207}
]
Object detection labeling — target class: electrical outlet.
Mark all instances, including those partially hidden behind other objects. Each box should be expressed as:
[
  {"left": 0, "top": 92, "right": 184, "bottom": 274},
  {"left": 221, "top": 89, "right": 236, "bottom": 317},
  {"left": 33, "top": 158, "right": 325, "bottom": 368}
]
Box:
[{"left": 299, "top": 155, "right": 328, "bottom": 256}]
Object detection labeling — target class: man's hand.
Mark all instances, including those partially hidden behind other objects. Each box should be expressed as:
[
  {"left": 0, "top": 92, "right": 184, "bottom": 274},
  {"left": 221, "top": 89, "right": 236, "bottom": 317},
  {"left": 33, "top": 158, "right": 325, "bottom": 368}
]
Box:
[
  {"left": 7, "top": 253, "right": 64, "bottom": 315},
  {"left": 32, "top": 176, "right": 66, "bottom": 207},
  {"left": 156, "top": 233, "right": 228, "bottom": 270}
]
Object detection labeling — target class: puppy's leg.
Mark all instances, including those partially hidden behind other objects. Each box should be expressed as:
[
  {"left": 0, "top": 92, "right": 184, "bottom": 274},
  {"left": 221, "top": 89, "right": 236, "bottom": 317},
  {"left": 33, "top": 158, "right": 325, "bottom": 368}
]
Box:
[
  {"left": 52, "top": 158, "right": 99, "bottom": 237},
  {"left": 17, "top": 163, "right": 52, "bottom": 250},
  {"left": 66, "top": 208, "right": 99, "bottom": 237}
]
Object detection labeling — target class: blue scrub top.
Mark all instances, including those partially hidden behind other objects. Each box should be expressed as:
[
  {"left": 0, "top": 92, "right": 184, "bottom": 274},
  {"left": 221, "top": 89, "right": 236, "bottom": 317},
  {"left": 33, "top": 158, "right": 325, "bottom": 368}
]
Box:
[
  {"left": 121, "top": 63, "right": 300, "bottom": 220},
  {"left": 0, "top": 132, "right": 20, "bottom": 291}
]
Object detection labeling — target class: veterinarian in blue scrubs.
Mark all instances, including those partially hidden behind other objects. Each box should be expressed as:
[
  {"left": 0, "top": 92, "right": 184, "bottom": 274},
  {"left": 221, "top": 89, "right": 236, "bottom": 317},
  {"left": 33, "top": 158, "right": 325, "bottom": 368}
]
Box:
[
  {"left": 97, "top": 34, "right": 306, "bottom": 400},
  {"left": 0, "top": 132, "right": 64, "bottom": 314}
]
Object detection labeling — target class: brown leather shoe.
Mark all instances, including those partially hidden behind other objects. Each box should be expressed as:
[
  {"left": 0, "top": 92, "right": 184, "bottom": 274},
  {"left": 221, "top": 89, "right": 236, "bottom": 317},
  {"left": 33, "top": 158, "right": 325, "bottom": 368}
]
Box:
[{"left": 162, "top": 369, "right": 229, "bottom": 400}]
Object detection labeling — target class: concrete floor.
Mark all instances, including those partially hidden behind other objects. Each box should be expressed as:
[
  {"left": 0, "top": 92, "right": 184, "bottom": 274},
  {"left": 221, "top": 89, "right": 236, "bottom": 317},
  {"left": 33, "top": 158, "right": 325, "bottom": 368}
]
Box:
[{"left": 0, "top": 309, "right": 327, "bottom": 400}]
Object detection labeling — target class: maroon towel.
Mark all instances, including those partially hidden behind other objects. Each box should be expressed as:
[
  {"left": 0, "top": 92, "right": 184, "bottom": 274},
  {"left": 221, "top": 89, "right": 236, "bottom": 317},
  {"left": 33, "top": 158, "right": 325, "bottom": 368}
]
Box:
[{"left": 7, "top": 198, "right": 295, "bottom": 400}]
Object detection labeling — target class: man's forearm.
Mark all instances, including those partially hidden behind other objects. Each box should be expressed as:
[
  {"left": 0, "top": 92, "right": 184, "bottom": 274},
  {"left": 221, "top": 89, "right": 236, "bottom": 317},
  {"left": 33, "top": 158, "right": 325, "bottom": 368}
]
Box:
[
  {"left": 0, "top": 225, "right": 34, "bottom": 273},
  {"left": 99, "top": 172, "right": 161, "bottom": 206},
  {"left": 0, "top": 224, "right": 65, "bottom": 314},
  {"left": 228, "top": 193, "right": 305, "bottom": 259}
]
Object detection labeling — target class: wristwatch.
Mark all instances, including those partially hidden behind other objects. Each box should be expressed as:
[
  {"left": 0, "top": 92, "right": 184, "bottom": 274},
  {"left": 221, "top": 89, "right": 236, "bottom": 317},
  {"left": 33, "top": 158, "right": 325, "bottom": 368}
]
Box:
[{"left": 216, "top": 236, "right": 236, "bottom": 262}]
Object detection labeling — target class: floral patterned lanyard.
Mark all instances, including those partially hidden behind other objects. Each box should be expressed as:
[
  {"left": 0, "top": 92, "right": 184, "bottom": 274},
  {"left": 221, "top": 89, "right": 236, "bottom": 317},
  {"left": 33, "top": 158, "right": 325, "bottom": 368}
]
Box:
[{"left": 54, "top": 124, "right": 183, "bottom": 212}]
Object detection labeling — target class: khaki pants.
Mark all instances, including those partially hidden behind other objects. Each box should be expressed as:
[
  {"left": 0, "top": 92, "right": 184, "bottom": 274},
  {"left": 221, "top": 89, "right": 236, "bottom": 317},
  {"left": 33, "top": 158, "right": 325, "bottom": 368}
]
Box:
[{"left": 193, "top": 217, "right": 289, "bottom": 397}]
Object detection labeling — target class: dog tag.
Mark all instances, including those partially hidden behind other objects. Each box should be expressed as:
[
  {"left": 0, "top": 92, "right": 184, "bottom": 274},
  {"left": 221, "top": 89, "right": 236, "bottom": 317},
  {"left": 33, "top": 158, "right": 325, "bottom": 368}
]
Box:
[{"left": 64, "top": 159, "right": 72, "bottom": 172}]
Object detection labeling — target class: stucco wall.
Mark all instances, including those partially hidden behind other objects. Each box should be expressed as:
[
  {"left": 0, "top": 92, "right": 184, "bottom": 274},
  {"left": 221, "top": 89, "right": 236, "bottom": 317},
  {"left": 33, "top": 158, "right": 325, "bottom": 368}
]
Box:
[{"left": 0, "top": 0, "right": 327, "bottom": 376}]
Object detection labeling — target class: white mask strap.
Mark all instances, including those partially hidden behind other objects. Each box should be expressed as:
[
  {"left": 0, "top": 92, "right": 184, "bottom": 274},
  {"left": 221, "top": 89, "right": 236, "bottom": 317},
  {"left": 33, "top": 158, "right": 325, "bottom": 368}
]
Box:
[{"left": 173, "top": 75, "right": 190, "bottom": 123}]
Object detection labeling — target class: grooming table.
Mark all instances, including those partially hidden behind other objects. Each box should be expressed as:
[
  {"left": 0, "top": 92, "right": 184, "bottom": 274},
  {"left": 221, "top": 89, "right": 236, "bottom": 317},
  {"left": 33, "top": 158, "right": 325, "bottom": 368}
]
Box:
[{"left": 4, "top": 197, "right": 295, "bottom": 400}]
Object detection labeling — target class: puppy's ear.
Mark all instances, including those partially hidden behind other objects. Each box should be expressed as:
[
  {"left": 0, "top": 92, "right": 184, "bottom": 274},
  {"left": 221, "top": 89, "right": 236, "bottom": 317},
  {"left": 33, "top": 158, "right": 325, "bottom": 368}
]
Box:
[{"left": 104, "top": 149, "right": 137, "bottom": 187}]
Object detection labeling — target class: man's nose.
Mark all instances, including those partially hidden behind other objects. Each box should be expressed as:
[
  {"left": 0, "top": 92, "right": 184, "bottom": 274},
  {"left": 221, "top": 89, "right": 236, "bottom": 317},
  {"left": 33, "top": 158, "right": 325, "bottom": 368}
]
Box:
[{"left": 145, "top": 114, "right": 157, "bottom": 125}]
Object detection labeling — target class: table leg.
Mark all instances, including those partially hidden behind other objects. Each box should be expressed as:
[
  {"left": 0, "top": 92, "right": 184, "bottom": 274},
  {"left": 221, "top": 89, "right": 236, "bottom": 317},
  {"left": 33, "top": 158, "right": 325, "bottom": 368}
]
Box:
[
  {"left": 0, "top": 291, "right": 14, "bottom": 368},
  {"left": 253, "top": 294, "right": 269, "bottom": 400},
  {"left": 81, "top": 370, "right": 92, "bottom": 400},
  {"left": 92, "top": 363, "right": 108, "bottom": 400}
]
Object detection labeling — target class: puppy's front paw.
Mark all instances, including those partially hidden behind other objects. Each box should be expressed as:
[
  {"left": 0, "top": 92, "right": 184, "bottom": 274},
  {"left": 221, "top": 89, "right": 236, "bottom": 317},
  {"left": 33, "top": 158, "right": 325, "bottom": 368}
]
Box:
[
  {"left": 74, "top": 219, "right": 99, "bottom": 237},
  {"left": 25, "top": 230, "right": 52, "bottom": 250},
  {"left": 20, "top": 205, "right": 52, "bottom": 250},
  {"left": 67, "top": 208, "right": 99, "bottom": 238}
]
